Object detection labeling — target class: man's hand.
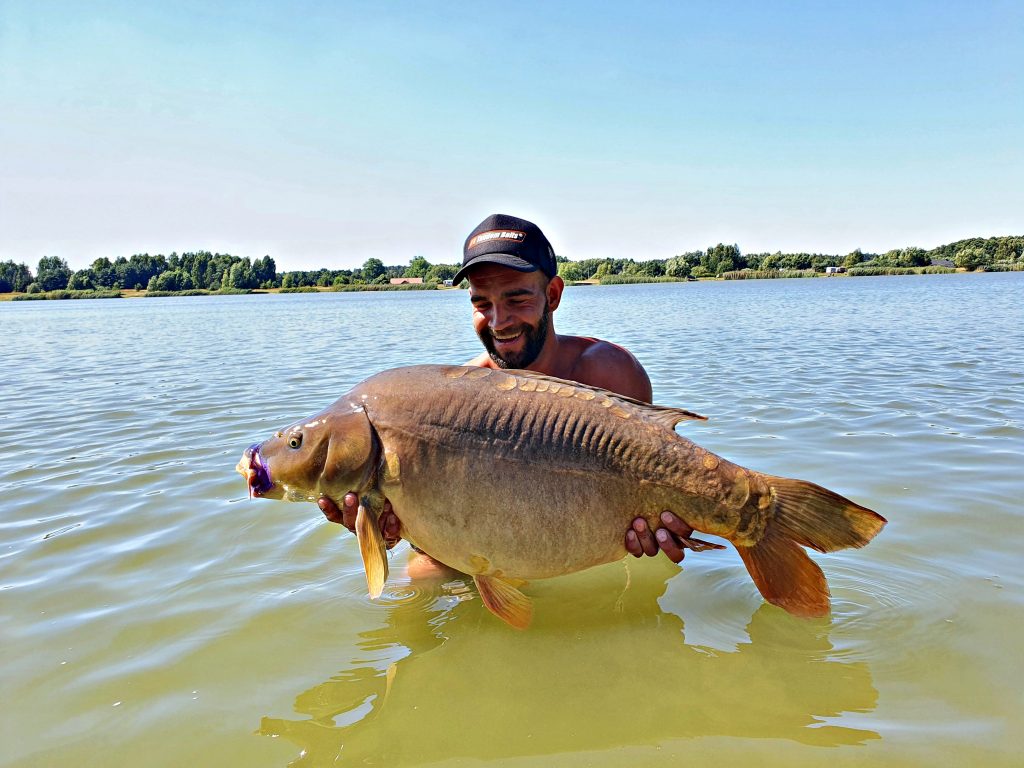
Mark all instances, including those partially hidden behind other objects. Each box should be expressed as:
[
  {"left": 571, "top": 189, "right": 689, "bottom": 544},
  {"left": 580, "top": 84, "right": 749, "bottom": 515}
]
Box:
[
  {"left": 626, "top": 511, "right": 695, "bottom": 564},
  {"left": 318, "top": 493, "right": 402, "bottom": 548}
]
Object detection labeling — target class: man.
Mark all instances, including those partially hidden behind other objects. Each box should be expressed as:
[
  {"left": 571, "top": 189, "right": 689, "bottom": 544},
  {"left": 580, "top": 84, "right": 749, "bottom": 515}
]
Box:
[{"left": 319, "top": 213, "right": 695, "bottom": 576}]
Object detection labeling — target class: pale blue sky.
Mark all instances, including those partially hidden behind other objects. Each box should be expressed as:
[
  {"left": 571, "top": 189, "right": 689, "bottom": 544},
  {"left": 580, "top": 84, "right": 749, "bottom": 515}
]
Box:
[{"left": 1, "top": 1, "right": 1020, "bottom": 271}]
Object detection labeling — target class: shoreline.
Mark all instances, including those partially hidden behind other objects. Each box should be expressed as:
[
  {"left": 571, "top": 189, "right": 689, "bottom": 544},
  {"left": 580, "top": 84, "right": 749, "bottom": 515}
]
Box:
[
  {"left": 2, "top": 268, "right": 1015, "bottom": 303},
  {"left": 4, "top": 266, "right": 1020, "bottom": 302}
]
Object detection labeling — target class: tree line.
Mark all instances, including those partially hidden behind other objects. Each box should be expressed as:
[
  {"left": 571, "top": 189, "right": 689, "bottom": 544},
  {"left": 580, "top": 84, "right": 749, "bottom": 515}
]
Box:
[
  {"left": 555, "top": 236, "right": 1024, "bottom": 281},
  {"left": 0, "top": 252, "right": 460, "bottom": 294},
  {"left": 2, "top": 235, "right": 1021, "bottom": 294}
]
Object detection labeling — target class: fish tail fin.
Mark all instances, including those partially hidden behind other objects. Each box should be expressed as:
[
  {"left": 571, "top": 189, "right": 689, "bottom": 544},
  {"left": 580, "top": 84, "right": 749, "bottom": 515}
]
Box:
[{"left": 735, "top": 476, "right": 887, "bottom": 617}]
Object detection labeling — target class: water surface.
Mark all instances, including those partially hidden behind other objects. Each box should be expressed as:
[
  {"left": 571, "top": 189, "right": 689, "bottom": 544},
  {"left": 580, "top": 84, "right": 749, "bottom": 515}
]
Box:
[{"left": 2, "top": 273, "right": 1021, "bottom": 766}]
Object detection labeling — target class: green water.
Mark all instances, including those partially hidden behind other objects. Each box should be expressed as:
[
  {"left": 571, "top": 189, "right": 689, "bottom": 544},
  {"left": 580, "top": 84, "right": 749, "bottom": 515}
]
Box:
[{"left": 2, "top": 274, "right": 1021, "bottom": 766}]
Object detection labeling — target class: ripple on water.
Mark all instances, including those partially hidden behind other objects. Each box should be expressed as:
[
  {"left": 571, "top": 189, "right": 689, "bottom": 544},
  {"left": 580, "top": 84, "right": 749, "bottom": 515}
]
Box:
[{"left": 2, "top": 276, "right": 1023, "bottom": 766}]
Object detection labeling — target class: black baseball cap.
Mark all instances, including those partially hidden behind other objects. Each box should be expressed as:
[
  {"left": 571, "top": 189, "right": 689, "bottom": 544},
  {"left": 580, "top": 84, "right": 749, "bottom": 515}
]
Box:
[{"left": 453, "top": 213, "right": 557, "bottom": 284}]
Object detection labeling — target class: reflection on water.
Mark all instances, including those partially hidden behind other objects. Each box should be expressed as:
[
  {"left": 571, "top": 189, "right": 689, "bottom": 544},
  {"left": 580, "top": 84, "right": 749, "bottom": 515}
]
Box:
[{"left": 260, "top": 556, "right": 879, "bottom": 765}]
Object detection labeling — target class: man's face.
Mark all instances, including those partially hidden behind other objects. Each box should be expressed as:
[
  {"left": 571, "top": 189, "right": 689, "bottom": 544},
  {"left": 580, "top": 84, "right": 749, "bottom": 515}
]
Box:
[{"left": 468, "top": 264, "right": 554, "bottom": 369}]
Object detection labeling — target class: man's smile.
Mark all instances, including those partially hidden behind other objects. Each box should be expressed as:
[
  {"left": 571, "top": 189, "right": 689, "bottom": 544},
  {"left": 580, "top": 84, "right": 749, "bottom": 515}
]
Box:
[{"left": 492, "top": 329, "right": 524, "bottom": 344}]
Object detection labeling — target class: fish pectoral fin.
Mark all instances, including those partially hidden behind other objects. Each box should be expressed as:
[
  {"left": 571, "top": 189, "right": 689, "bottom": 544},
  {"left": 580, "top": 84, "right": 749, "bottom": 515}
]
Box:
[
  {"left": 474, "top": 574, "right": 533, "bottom": 629},
  {"left": 680, "top": 536, "right": 727, "bottom": 552},
  {"left": 355, "top": 501, "right": 389, "bottom": 599}
]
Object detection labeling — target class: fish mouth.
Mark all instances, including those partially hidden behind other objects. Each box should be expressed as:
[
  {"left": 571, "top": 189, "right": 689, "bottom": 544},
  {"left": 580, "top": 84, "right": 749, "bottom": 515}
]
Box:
[{"left": 237, "top": 442, "right": 274, "bottom": 498}]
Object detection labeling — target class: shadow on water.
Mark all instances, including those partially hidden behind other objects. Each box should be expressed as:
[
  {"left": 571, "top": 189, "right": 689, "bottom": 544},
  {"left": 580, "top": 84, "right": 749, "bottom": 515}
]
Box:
[{"left": 258, "top": 559, "right": 880, "bottom": 765}]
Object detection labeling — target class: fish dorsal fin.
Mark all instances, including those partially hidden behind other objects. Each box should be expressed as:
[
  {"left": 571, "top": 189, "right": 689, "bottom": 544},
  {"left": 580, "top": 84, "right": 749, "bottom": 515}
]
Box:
[
  {"left": 355, "top": 496, "right": 389, "bottom": 599},
  {"left": 503, "top": 368, "right": 707, "bottom": 428},
  {"left": 639, "top": 403, "right": 708, "bottom": 429},
  {"left": 474, "top": 574, "right": 533, "bottom": 629}
]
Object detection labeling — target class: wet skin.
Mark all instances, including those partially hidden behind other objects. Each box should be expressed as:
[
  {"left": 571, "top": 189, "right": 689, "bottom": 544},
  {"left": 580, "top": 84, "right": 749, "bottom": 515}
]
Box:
[{"left": 318, "top": 263, "right": 693, "bottom": 570}]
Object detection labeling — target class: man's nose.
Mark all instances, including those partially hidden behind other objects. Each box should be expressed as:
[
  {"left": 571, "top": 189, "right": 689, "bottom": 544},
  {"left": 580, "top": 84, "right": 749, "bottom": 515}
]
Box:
[{"left": 489, "top": 304, "right": 513, "bottom": 330}]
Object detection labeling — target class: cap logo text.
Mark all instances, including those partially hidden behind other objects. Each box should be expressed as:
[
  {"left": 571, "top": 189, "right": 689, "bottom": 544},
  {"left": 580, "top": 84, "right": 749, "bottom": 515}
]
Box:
[{"left": 469, "top": 230, "right": 526, "bottom": 249}]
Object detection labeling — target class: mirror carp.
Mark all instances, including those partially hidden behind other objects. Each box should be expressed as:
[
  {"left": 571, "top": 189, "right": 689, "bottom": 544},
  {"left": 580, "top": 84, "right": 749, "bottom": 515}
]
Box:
[{"left": 237, "top": 365, "right": 886, "bottom": 628}]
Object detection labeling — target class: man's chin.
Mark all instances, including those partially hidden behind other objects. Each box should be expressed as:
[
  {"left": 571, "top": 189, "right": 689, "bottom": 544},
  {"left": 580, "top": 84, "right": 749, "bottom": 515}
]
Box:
[{"left": 487, "top": 350, "right": 521, "bottom": 369}]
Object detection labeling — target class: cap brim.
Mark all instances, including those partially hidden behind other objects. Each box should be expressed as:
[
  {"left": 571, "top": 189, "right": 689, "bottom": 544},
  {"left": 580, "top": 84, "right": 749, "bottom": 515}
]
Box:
[{"left": 452, "top": 253, "right": 538, "bottom": 285}]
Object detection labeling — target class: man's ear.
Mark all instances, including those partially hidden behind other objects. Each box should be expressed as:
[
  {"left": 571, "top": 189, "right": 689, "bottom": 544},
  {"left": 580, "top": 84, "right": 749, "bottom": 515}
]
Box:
[{"left": 546, "top": 275, "right": 564, "bottom": 311}]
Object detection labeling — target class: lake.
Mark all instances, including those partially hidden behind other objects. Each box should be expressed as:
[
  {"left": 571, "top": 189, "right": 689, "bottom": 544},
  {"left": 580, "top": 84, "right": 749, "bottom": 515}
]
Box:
[{"left": 1, "top": 273, "right": 1021, "bottom": 767}]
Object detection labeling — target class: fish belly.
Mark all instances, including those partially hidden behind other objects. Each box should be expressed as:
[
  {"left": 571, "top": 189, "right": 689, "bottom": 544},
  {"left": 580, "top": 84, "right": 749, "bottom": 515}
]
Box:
[{"left": 379, "top": 448, "right": 677, "bottom": 579}]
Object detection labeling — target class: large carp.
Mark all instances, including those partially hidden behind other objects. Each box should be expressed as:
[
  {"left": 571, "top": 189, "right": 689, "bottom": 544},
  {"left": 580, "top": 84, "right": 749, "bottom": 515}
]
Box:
[{"left": 237, "top": 365, "right": 885, "bottom": 628}]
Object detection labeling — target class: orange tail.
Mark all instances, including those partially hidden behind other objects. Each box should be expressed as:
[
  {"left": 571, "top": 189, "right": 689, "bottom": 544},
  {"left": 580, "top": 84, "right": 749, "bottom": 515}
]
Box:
[{"left": 735, "top": 476, "right": 886, "bottom": 617}]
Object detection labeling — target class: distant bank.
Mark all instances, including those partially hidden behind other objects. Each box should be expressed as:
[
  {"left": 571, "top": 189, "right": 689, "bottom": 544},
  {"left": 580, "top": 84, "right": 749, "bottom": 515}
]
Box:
[
  {"left": 1, "top": 235, "right": 1020, "bottom": 300},
  {"left": 4, "top": 264, "right": 1022, "bottom": 302}
]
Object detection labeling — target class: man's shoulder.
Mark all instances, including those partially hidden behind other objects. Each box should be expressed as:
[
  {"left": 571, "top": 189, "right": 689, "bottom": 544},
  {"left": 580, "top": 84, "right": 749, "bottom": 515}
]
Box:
[{"left": 568, "top": 337, "right": 652, "bottom": 402}]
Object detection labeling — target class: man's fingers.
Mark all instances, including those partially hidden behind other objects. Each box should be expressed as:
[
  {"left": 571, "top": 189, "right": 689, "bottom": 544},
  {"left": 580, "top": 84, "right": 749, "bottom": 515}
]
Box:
[
  {"left": 320, "top": 493, "right": 401, "bottom": 545},
  {"left": 381, "top": 510, "right": 402, "bottom": 548},
  {"left": 655, "top": 528, "right": 686, "bottom": 564},
  {"left": 659, "top": 511, "right": 694, "bottom": 539},
  {"left": 338, "top": 492, "right": 359, "bottom": 531},
  {"left": 631, "top": 518, "right": 658, "bottom": 557},
  {"left": 625, "top": 529, "right": 643, "bottom": 558},
  {"left": 318, "top": 496, "right": 345, "bottom": 525}
]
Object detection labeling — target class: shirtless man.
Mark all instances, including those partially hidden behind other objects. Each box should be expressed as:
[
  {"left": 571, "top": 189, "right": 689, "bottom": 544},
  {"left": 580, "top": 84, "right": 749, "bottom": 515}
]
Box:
[{"left": 318, "top": 213, "right": 695, "bottom": 576}]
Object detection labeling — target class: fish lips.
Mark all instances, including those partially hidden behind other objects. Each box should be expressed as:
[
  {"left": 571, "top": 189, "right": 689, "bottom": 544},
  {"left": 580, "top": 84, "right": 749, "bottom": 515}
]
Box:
[{"left": 240, "top": 442, "right": 274, "bottom": 498}]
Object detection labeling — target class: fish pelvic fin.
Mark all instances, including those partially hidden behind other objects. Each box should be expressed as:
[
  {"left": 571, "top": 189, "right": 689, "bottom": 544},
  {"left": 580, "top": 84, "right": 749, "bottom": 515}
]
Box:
[
  {"left": 474, "top": 574, "right": 533, "bottom": 630},
  {"left": 735, "top": 475, "right": 887, "bottom": 617},
  {"left": 355, "top": 498, "right": 389, "bottom": 599}
]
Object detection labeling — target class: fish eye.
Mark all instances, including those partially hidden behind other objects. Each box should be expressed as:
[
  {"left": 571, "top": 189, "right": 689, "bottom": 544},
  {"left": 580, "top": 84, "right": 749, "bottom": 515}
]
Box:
[{"left": 288, "top": 434, "right": 302, "bottom": 449}]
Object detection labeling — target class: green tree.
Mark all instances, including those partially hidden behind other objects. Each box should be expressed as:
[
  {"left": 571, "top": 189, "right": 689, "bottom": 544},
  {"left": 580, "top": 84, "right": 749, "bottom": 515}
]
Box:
[
  {"left": 634, "top": 260, "right": 666, "bottom": 277},
  {"left": 226, "top": 261, "right": 252, "bottom": 289},
  {"left": 148, "top": 269, "right": 194, "bottom": 292},
  {"left": 954, "top": 246, "right": 987, "bottom": 271},
  {"left": 252, "top": 255, "right": 277, "bottom": 287},
  {"left": 36, "top": 256, "right": 72, "bottom": 291},
  {"left": 843, "top": 249, "right": 863, "bottom": 269},
  {"left": 362, "top": 258, "right": 385, "bottom": 282},
  {"left": 90, "top": 257, "right": 117, "bottom": 288},
  {"left": 664, "top": 256, "right": 691, "bottom": 278},
  {"left": 405, "top": 256, "right": 431, "bottom": 279},
  {"left": 0, "top": 260, "right": 33, "bottom": 292},
  {"left": 902, "top": 247, "right": 928, "bottom": 267},
  {"left": 703, "top": 244, "right": 742, "bottom": 275},
  {"left": 558, "top": 261, "right": 586, "bottom": 281},
  {"left": 779, "top": 252, "right": 813, "bottom": 270},
  {"left": 425, "top": 263, "right": 458, "bottom": 283},
  {"left": 67, "top": 269, "right": 96, "bottom": 290}
]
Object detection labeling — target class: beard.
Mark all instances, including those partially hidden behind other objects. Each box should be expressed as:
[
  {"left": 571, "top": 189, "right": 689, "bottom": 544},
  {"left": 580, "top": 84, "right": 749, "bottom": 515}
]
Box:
[{"left": 479, "top": 303, "right": 550, "bottom": 369}]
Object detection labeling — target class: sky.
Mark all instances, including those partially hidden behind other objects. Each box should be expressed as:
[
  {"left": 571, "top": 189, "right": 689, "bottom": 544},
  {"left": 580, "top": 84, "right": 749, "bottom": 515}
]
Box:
[{"left": 1, "top": 1, "right": 1021, "bottom": 271}]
